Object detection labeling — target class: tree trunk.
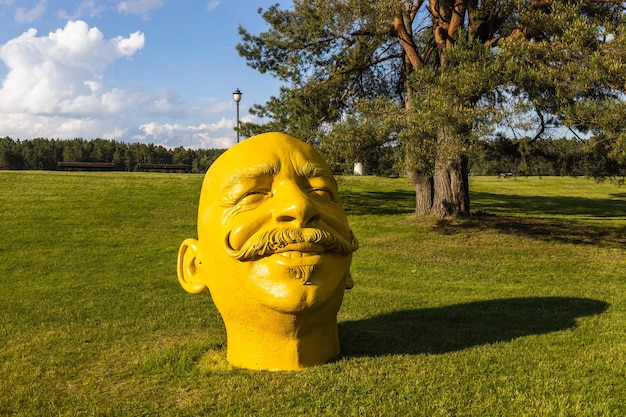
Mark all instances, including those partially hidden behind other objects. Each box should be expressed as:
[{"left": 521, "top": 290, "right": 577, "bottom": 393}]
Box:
[
  {"left": 432, "top": 152, "right": 470, "bottom": 217},
  {"left": 407, "top": 170, "right": 434, "bottom": 215}
]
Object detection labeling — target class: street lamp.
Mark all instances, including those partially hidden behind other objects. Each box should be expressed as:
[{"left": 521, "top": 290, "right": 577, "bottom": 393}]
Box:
[{"left": 233, "top": 88, "right": 242, "bottom": 143}]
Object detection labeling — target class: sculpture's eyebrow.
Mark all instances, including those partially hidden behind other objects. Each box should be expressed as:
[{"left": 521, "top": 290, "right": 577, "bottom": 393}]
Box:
[
  {"left": 297, "top": 162, "right": 337, "bottom": 185},
  {"left": 297, "top": 162, "right": 333, "bottom": 180},
  {"left": 221, "top": 162, "right": 279, "bottom": 193}
]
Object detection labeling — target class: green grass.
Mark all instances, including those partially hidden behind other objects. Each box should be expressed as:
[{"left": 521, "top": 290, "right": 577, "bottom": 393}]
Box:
[{"left": 1, "top": 171, "right": 624, "bottom": 416}]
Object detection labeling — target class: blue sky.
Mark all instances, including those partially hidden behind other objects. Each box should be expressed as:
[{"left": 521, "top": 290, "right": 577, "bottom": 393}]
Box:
[{"left": 0, "top": 0, "right": 287, "bottom": 149}]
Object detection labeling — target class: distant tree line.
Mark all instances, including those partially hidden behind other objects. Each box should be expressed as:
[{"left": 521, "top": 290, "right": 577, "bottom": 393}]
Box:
[
  {"left": 0, "top": 137, "right": 225, "bottom": 173},
  {"left": 470, "top": 136, "right": 626, "bottom": 178},
  {"left": 325, "top": 135, "right": 626, "bottom": 179},
  {"left": 1, "top": 135, "right": 624, "bottom": 179}
]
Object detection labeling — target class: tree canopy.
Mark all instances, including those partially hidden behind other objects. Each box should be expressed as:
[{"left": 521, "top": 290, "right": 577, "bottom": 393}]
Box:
[{"left": 238, "top": 0, "right": 626, "bottom": 217}]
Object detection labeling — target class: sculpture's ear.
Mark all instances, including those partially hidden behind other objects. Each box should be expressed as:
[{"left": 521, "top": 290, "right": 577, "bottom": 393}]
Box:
[
  {"left": 345, "top": 271, "right": 354, "bottom": 290},
  {"left": 177, "top": 238, "right": 208, "bottom": 294}
]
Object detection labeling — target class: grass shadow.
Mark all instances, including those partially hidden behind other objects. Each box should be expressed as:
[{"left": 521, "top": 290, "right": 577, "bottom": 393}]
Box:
[
  {"left": 339, "top": 297, "right": 609, "bottom": 357},
  {"left": 341, "top": 190, "right": 415, "bottom": 216},
  {"left": 471, "top": 191, "right": 626, "bottom": 219},
  {"left": 437, "top": 190, "right": 626, "bottom": 246},
  {"left": 434, "top": 215, "right": 626, "bottom": 247}
]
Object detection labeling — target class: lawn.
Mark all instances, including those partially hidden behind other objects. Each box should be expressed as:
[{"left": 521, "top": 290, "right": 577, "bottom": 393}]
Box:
[{"left": 1, "top": 171, "right": 624, "bottom": 416}]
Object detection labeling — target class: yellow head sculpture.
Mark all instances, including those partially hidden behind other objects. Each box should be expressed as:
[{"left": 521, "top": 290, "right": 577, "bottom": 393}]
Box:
[{"left": 177, "top": 132, "right": 358, "bottom": 370}]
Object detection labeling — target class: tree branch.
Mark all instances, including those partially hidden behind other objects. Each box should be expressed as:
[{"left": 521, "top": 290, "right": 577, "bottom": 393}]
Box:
[
  {"left": 447, "top": 0, "right": 468, "bottom": 48},
  {"left": 393, "top": 10, "right": 423, "bottom": 69},
  {"left": 409, "top": 0, "right": 426, "bottom": 21},
  {"left": 529, "top": 108, "right": 546, "bottom": 144},
  {"left": 529, "top": 0, "right": 624, "bottom": 8}
]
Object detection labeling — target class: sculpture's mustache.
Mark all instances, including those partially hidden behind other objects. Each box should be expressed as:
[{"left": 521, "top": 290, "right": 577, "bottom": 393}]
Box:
[{"left": 225, "top": 227, "right": 359, "bottom": 261}]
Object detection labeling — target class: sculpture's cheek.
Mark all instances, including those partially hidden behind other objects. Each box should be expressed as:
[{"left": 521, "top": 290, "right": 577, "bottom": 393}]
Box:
[{"left": 224, "top": 217, "right": 268, "bottom": 251}]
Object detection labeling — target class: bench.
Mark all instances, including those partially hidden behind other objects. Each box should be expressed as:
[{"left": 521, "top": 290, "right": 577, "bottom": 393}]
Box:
[
  {"left": 57, "top": 162, "right": 116, "bottom": 170},
  {"left": 136, "top": 163, "right": 190, "bottom": 172}
]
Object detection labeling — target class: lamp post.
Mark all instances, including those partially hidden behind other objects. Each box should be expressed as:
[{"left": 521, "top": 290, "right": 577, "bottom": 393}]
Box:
[{"left": 233, "top": 88, "right": 242, "bottom": 143}]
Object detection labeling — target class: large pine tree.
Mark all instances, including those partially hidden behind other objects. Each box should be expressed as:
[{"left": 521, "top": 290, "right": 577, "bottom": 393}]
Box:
[{"left": 238, "top": 0, "right": 625, "bottom": 217}]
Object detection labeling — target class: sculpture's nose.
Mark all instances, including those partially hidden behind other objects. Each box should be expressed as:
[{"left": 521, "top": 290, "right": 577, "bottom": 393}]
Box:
[{"left": 273, "top": 180, "right": 321, "bottom": 228}]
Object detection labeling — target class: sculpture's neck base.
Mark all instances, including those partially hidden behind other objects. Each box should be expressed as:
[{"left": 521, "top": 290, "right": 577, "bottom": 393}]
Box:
[{"left": 224, "top": 317, "right": 340, "bottom": 371}]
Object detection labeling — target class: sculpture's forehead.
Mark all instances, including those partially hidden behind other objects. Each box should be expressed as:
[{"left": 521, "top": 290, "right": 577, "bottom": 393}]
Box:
[
  {"left": 207, "top": 135, "right": 327, "bottom": 186},
  {"left": 228, "top": 136, "right": 317, "bottom": 164}
]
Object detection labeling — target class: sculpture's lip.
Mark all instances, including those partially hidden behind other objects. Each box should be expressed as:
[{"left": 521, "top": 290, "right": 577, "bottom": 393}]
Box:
[
  {"left": 269, "top": 243, "right": 325, "bottom": 266},
  {"left": 273, "top": 243, "right": 325, "bottom": 254}
]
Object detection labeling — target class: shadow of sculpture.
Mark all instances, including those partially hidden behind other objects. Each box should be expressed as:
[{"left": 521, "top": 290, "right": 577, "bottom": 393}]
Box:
[{"left": 339, "top": 297, "right": 609, "bottom": 357}]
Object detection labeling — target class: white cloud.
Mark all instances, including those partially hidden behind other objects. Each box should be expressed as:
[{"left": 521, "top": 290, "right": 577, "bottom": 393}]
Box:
[
  {"left": 207, "top": 0, "right": 222, "bottom": 12},
  {"left": 14, "top": 0, "right": 46, "bottom": 23},
  {"left": 0, "top": 21, "right": 144, "bottom": 113},
  {"left": 57, "top": 1, "right": 107, "bottom": 20},
  {"left": 117, "top": 0, "right": 165, "bottom": 20},
  {"left": 133, "top": 118, "right": 239, "bottom": 149},
  {"left": 0, "top": 18, "right": 248, "bottom": 148},
  {"left": 0, "top": 111, "right": 124, "bottom": 139},
  {"left": 114, "top": 31, "right": 146, "bottom": 57},
  {"left": 0, "top": 20, "right": 145, "bottom": 139}
]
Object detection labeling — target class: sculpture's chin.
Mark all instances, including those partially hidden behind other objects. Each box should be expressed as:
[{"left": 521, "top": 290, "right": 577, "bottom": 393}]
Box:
[{"left": 245, "top": 253, "right": 350, "bottom": 315}]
